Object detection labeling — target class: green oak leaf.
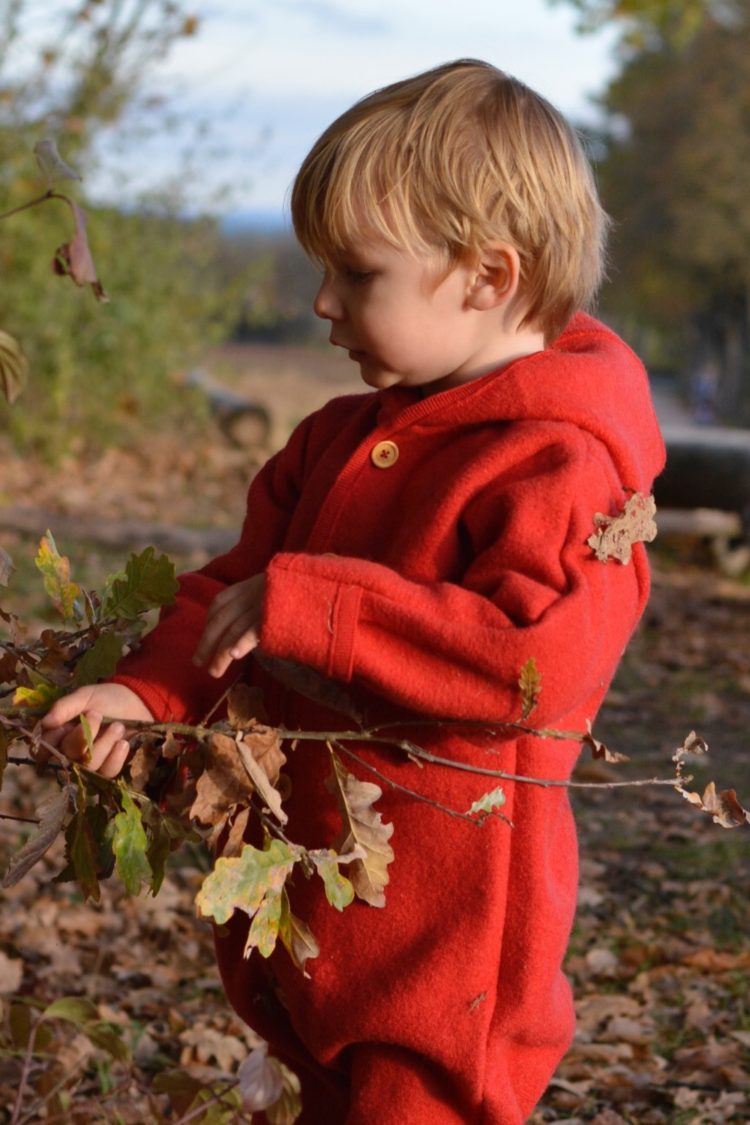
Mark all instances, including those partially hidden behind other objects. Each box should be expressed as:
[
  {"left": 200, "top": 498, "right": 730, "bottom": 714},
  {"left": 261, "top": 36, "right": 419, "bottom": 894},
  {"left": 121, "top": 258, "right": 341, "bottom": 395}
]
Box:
[
  {"left": 311, "top": 851, "right": 355, "bottom": 912},
  {"left": 112, "top": 786, "right": 152, "bottom": 895},
  {"left": 101, "top": 547, "right": 177, "bottom": 620},
  {"left": 73, "top": 631, "right": 125, "bottom": 687}
]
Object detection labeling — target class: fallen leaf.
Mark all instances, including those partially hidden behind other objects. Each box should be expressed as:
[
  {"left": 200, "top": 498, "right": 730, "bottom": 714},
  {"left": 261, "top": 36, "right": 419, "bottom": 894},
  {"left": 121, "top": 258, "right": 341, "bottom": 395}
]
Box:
[
  {"left": 238, "top": 1043, "right": 284, "bottom": 1111},
  {"left": 587, "top": 492, "right": 657, "bottom": 564},
  {"left": 0, "top": 951, "right": 23, "bottom": 994}
]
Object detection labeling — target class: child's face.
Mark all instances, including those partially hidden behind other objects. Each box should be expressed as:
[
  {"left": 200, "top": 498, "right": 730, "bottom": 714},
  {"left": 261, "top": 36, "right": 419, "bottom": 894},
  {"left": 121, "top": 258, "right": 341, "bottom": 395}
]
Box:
[{"left": 313, "top": 237, "right": 498, "bottom": 395}]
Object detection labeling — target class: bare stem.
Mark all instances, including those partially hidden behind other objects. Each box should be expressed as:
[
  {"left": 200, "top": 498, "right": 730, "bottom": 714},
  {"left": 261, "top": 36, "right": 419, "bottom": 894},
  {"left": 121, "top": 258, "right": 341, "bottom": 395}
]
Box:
[
  {"left": 0, "top": 810, "right": 40, "bottom": 825},
  {"left": 9, "top": 1012, "right": 42, "bottom": 1125},
  {"left": 332, "top": 740, "right": 513, "bottom": 825},
  {"left": 0, "top": 189, "right": 55, "bottom": 222}
]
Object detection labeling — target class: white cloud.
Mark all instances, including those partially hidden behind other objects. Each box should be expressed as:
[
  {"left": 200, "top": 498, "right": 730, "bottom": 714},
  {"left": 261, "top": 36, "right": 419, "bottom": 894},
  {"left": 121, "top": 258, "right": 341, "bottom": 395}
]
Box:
[{"left": 93, "top": 0, "right": 618, "bottom": 215}]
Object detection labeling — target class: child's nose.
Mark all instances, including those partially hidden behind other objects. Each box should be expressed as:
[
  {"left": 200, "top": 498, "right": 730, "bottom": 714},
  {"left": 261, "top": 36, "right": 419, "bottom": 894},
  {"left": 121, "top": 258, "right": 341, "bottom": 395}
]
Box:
[{"left": 313, "top": 274, "right": 343, "bottom": 321}]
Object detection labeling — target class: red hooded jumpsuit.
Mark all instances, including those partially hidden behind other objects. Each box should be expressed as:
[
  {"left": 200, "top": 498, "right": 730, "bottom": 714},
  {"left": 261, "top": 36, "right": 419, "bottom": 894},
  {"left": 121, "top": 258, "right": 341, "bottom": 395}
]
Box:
[{"left": 115, "top": 313, "right": 666, "bottom": 1123}]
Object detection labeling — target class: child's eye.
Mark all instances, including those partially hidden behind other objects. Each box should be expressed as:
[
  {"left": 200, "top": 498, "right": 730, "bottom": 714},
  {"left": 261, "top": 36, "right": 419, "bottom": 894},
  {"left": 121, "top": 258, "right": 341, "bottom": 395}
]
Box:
[{"left": 344, "top": 267, "right": 374, "bottom": 284}]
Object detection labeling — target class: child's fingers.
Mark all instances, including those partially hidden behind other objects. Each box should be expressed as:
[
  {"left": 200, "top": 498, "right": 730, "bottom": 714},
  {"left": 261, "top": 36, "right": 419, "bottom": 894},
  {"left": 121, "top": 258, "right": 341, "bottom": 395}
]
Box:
[
  {"left": 195, "top": 610, "right": 260, "bottom": 671},
  {"left": 98, "top": 739, "right": 131, "bottom": 779},
  {"left": 41, "top": 686, "right": 96, "bottom": 730},
  {"left": 205, "top": 624, "right": 260, "bottom": 679},
  {"left": 50, "top": 710, "right": 102, "bottom": 763},
  {"left": 193, "top": 576, "right": 265, "bottom": 669}
]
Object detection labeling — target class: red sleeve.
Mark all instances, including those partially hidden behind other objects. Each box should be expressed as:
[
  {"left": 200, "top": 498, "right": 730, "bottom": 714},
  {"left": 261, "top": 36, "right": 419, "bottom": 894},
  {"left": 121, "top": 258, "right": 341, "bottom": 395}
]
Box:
[
  {"left": 259, "top": 433, "right": 648, "bottom": 728},
  {"left": 111, "top": 411, "right": 317, "bottom": 722}
]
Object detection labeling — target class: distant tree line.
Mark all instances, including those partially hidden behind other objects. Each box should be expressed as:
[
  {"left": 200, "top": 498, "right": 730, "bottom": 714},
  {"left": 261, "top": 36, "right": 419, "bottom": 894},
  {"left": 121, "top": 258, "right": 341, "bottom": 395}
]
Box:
[{"left": 556, "top": 0, "right": 750, "bottom": 421}]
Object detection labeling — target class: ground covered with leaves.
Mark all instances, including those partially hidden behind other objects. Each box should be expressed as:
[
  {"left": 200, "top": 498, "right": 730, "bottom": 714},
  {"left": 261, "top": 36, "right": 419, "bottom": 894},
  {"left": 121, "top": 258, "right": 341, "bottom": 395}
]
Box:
[{"left": 1, "top": 361, "right": 749, "bottom": 1122}]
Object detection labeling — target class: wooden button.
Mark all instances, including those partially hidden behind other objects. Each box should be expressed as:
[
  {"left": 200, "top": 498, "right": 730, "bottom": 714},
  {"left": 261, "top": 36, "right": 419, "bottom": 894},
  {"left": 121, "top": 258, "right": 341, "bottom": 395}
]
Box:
[{"left": 371, "top": 440, "right": 399, "bottom": 468}]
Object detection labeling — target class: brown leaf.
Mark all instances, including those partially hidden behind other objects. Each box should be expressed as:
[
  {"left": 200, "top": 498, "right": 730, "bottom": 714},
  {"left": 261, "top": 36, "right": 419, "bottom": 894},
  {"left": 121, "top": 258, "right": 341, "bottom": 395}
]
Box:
[
  {"left": 587, "top": 491, "right": 657, "bottom": 564},
  {"left": 52, "top": 196, "right": 109, "bottom": 302},
  {"left": 581, "top": 720, "right": 630, "bottom": 763},
  {"left": 680, "top": 780, "right": 750, "bottom": 829},
  {"left": 3, "top": 787, "right": 72, "bottom": 888},
  {"left": 0, "top": 950, "right": 23, "bottom": 995},
  {"left": 518, "top": 657, "right": 542, "bottom": 719},
  {"left": 326, "top": 751, "right": 394, "bottom": 908},
  {"left": 278, "top": 888, "right": 319, "bottom": 975},
  {"left": 236, "top": 732, "right": 287, "bottom": 826},
  {"left": 222, "top": 807, "right": 251, "bottom": 858},
  {"left": 189, "top": 732, "right": 254, "bottom": 827},
  {"left": 129, "top": 740, "right": 162, "bottom": 792},
  {"left": 255, "top": 653, "right": 363, "bottom": 723},
  {"left": 227, "top": 682, "right": 269, "bottom": 727},
  {"left": 240, "top": 724, "right": 286, "bottom": 786}
]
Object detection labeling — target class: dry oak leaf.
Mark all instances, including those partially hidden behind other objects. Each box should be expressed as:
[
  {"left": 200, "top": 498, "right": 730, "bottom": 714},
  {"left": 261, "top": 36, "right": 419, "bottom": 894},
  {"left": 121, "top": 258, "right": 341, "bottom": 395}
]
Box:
[
  {"left": 326, "top": 751, "right": 394, "bottom": 908},
  {"left": 680, "top": 780, "right": 750, "bottom": 828},
  {"left": 236, "top": 728, "right": 288, "bottom": 825},
  {"left": 227, "top": 682, "right": 270, "bottom": 726},
  {"left": 189, "top": 731, "right": 255, "bottom": 827},
  {"left": 587, "top": 491, "right": 657, "bottom": 564},
  {"left": 581, "top": 720, "right": 630, "bottom": 764}
]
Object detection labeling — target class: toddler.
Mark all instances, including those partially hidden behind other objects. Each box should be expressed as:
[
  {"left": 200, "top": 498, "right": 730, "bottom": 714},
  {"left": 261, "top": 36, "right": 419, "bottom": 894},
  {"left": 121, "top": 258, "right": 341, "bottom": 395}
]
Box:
[{"left": 44, "top": 59, "right": 665, "bottom": 1124}]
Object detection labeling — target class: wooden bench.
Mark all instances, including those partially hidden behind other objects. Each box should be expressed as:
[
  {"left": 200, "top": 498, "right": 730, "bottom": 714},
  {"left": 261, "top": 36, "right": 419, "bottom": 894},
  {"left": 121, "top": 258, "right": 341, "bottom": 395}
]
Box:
[{"left": 654, "top": 425, "right": 750, "bottom": 574}]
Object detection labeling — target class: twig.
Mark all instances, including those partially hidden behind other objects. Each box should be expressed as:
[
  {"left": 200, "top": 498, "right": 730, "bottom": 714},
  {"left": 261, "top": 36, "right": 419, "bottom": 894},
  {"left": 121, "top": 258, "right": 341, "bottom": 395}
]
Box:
[
  {"left": 332, "top": 739, "right": 513, "bottom": 826},
  {"left": 0, "top": 810, "right": 40, "bottom": 825},
  {"left": 2, "top": 711, "right": 686, "bottom": 793},
  {"left": 171, "top": 1077, "right": 248, "bottom": 1125},
  {"left": 0, "top": 189, "right": 55, "bottom": 222},
  {"left": 9, "top": 1011, "right": 42, "bottom": 1125}
]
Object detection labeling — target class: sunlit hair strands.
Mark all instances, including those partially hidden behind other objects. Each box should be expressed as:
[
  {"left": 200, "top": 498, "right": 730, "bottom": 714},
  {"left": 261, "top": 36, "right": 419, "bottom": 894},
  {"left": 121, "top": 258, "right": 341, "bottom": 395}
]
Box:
[{"left": 291, "top": 59, "right": 609, "bottom": 340}]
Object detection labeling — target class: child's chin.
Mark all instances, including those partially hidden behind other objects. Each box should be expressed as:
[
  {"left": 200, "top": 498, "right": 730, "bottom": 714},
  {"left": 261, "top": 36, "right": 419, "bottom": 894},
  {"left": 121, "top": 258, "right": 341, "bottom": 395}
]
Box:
[{"left": 359, "top": 364, "right": 399, "bottom": 388}]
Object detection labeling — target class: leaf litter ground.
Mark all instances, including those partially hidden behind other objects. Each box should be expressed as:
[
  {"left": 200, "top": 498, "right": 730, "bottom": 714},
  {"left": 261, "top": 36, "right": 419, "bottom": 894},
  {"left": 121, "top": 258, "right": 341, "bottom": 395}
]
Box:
[{"left": 1, "top": 389, "right": 750, "bottom": 1121}]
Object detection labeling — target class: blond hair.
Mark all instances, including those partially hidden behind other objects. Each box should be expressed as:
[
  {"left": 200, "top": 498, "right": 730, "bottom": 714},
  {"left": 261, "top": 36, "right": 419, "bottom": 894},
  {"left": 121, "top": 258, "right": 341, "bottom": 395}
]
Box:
[{"left": 291, "top": 59, "right": 609, "bottom": 339}]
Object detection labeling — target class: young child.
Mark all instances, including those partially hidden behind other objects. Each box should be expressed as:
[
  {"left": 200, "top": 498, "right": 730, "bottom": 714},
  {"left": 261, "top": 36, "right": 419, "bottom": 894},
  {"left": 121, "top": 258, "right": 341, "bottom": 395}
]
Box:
[{"left": 43, "top": 59, "right": 665, "bottom": 1124}]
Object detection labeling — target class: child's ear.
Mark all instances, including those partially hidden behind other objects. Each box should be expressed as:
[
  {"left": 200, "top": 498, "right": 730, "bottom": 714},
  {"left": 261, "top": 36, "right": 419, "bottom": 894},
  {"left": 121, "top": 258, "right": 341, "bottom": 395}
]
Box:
[{"left": 466, "top": 244, "right": 521, "bottom": 311}]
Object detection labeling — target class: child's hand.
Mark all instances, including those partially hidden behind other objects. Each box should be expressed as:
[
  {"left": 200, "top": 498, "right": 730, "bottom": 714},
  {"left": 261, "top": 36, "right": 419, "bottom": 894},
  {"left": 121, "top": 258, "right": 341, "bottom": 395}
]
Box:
[
  {"left": 192, "top": 574, "right": 266, "bottom": 679},
  {"left": 40, "top": 684, "right": 154, "bottom": 778}
]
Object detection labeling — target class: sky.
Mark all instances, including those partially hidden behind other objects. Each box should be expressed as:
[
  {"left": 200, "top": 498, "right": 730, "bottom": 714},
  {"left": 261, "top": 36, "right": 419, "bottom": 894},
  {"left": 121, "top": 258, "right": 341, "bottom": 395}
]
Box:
[{"left": 95, "top": 0, "right": 619, "bottom": 224}]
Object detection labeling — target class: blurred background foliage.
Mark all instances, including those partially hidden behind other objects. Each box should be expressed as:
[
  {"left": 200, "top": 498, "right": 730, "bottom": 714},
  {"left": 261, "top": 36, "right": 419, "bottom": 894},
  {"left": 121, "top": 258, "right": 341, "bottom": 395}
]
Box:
[
  {"left": 0, "top": 0, "right": 319, "bottom": 453},
  {"left": 561, "top": 0, "right": 750, "bottom": 418},
  {"left": 3, "top": 0, "right": 750, "bottom": 450}
]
